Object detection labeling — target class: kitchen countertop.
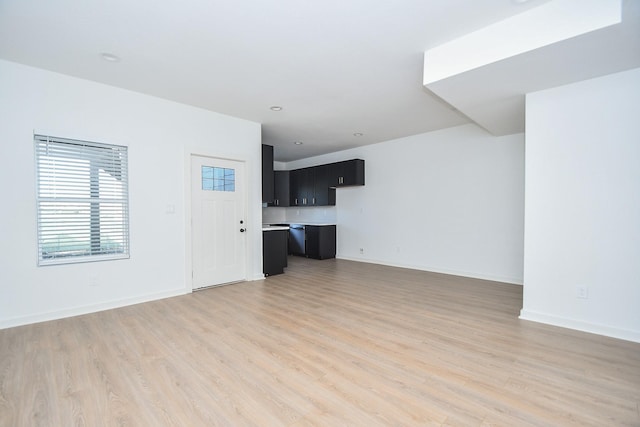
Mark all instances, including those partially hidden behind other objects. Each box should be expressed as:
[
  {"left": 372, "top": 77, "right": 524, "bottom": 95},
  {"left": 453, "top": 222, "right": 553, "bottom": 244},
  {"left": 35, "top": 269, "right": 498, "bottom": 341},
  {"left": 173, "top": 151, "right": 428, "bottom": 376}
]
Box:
[
  {"left": 262, "top": 223, "right": 337, "bottom": 231},
  {"left": 264, "top": 222, "right": 336, "bottom": 227},
  {"left": 292, "top": 223, "right": 336, "bottom": 226},
  {"left": 262, "top": 225, "right": 290, "bottom": 231}
]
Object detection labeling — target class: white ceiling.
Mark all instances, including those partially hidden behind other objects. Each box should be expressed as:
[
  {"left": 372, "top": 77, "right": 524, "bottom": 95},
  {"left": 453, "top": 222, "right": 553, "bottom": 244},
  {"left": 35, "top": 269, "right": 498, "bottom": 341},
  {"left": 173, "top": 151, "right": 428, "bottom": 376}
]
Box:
[
  {"left": 425, "top": 0, "right": 640, "bottom": 136},
  {"left": 0, "top": 0, "right": 637, "bottom": 161}
]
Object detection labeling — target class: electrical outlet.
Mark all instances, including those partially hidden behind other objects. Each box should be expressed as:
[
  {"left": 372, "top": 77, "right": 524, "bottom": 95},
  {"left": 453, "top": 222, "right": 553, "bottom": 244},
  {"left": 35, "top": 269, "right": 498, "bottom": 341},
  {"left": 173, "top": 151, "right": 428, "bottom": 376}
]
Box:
[
  {"left": 576, "top": 286, "right": 589, "bottom": 299},
  {"left": 359, "top": 248, "right": 364, "bottom": 254}
]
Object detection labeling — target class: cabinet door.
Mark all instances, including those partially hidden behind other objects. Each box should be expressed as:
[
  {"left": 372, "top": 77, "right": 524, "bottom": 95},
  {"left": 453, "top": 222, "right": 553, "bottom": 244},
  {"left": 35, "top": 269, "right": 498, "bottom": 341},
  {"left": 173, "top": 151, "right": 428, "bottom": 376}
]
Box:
[
  {"left": 263, "top": 230, "right": 288, "bottom": 276},
  {"left": 305, "top": 226, "right": 319, "bottom": 258},
  {"left": 291, "top": 168, "right": 314, "bottom": 206},
  {"left": 289, "top": 169, "right": 300, "bottom": 206},
  {"left": 329, "top": 159, "right": 364, "bottom": 187},
  {"left": 261, "top": 145, "right": 274, "bottom": 203},
  {"left": 299, "top": 167, "right": 314, "bottom": 205},
  {"left": 272, "top": 170, "right": 290, "bottom": 207},
  {"left": 305, "top": 225, "right": 336, "bottom": 259},
  {"left": 312, "top": 164, "right": 329, "bottom": 206},
  {"left": 343, "top": 159, "right": 364, "bottom": 186}
]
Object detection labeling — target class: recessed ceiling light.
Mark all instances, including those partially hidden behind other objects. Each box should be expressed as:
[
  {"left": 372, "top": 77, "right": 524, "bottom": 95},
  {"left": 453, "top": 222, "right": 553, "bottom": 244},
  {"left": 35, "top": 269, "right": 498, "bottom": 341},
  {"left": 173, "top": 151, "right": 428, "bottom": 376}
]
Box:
[
  {"left": 100, "top": 52, "right": 121, "bottom": 62},
  {"left": 293, "top": 141, "right": 303, "bottom": 145},
  {"left": 353, "top": 132, "right": 364, "bottom": 137},
  {"left": 270, "top": 106, "right": 283, "bottom": 111},
  {"left": 511, "top": 0, "right": 531, "bottom": 4}
]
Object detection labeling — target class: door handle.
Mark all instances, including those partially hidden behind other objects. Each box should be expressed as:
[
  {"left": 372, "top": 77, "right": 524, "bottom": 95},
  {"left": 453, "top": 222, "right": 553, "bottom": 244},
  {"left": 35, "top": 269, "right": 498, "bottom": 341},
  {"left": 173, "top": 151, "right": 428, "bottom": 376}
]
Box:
[{"left": 240, "top": 228, "right": 246, "bottom": 232}]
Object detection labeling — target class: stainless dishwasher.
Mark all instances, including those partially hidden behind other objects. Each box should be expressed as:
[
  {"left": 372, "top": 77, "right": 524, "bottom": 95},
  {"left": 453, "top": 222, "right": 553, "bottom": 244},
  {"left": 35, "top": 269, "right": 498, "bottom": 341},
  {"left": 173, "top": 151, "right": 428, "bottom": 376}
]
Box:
[{"left": 289, "top": 224, "right": 305, "bottom": 256}]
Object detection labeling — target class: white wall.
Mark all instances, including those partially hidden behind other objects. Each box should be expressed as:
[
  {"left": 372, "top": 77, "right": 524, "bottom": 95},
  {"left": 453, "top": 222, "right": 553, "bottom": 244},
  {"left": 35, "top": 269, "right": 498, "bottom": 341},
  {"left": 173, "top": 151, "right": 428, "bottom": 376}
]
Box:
[
  {"left": 521, "top": 68, "right": 640, "bottom": 342},
  {"left": 279, "top": 124, "right": 525, "bottom": 284},
  {"left": 0, "top": 60, "right": 263, "bottom": 329}
]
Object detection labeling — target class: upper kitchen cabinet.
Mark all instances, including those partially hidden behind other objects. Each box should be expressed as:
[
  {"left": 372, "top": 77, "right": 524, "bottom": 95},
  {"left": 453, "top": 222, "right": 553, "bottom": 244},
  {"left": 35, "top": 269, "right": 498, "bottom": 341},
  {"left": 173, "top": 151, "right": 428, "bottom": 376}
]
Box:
[
  {"left": 329, "top": 159, "right": 365, "bottom": 187},
  {"left": 269, "top": 170, "right": 290, "bottom": 207},
  {"left": 290, "top": 167, "right": 314, "bottom": 206},
  {"left": 262, "top": 144, "right": 274, "bottom": 203},
  {"left": 265, "top": 157, "right": 363, "bottom": 208},
  {"left": 313, "top": 164, "right": 335, "bottom": 206},
  {"left": 290, "top": 165, "right": 336, "bottom": 207}
]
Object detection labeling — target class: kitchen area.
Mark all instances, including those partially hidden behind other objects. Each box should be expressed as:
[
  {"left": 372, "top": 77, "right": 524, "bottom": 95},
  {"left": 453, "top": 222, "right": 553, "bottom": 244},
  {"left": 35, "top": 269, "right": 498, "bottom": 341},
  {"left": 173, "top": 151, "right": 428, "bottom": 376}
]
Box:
[{"left": 261, "top": 144, "right": 364, "bottom": 276}]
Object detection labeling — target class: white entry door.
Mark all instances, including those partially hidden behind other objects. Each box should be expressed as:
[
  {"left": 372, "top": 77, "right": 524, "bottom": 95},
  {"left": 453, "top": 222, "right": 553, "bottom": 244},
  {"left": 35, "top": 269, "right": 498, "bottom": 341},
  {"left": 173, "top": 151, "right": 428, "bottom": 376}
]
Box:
[{"left": 191, "top": 155, "right": 246, "bottom": 289}]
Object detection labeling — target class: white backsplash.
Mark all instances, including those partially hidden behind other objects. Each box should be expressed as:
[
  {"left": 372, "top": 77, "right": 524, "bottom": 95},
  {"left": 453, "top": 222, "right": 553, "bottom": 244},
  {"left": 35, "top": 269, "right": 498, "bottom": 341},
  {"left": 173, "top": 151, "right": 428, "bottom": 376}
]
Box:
[{"left": 262, "top": 206, "right": 337, "bottom": 224}]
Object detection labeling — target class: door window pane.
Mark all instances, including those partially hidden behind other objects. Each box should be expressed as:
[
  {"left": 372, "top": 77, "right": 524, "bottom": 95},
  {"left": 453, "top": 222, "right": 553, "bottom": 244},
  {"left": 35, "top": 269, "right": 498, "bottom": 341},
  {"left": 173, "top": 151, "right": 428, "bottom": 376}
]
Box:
[{"left": 202, "top": 166, "right": 235, "bottom": 192}]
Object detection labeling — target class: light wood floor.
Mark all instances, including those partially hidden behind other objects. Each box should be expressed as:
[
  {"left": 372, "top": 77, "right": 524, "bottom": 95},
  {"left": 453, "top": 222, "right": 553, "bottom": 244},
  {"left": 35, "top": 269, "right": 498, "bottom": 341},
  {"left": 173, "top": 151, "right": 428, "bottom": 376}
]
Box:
[{"left": 1, "top": 258, "right": 639, "bottom": 426}]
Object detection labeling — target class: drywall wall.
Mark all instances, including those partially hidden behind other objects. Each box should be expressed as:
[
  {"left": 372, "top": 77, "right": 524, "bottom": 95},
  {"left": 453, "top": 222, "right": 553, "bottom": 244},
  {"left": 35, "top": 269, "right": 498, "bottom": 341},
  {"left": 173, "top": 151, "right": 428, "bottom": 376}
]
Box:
[
  {"left": 521, "top": 68, "right": 640, "bottom": 342},
  {"left": 283, "top": 124, "right": 525, "bottom": 284},
  {"left": 0, "top": 60, "right": 262, "bottom": 329}
]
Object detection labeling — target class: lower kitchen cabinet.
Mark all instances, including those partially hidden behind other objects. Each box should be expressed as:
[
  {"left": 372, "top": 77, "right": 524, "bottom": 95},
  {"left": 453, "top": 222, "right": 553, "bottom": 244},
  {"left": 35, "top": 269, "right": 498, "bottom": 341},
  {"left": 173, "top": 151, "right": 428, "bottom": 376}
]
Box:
[
  {"left": 305, "top": 225, "right": 336, "bottom": 260},
  {"left": 263, "top": 230, "right": 288, "bottom": 276}
]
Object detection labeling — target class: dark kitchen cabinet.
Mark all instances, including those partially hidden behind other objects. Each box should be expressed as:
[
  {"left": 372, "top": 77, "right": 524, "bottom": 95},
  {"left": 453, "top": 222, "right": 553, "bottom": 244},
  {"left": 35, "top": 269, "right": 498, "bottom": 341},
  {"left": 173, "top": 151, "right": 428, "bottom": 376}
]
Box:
[
  {"left": 289, "top": 224, "right": 336, "bottom": 259},
  {"left": 312, "top": 164, "right": 336, "bottom": 206},
  {"left": 290, "top": 167, "right": 315, "bottom": 206},
  {"left": 329, "top": 159, "right": 365, "bottom": 187},
  {"left": 261, "top": 144, "right": 274, "bottom": 203},
  {"left": 289, "top": 169, "right": 301, "bottom": 206},
  {"left": 263, "top": 229, "right": 288, "bottom": 276},
  {"left": 299, "top": 167, "right": 315, "bottom": 205},
  {"left": 270, "top": 159, "right": 363, "bottom": 208},
  {"left": 289, "top": 165, "right": 335, "bottom": 207},
  {"left": 305, "top": 225, "right": 336, "bottom": 260},
  {"left": 269, "top": 170, "right": 290, "bottom": 207}
]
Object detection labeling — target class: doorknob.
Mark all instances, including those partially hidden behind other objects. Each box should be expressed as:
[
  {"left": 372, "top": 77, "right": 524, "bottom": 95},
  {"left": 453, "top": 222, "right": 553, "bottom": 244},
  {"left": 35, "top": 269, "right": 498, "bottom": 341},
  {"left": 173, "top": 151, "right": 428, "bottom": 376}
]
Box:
[{"left": 240, "top": 228, "right": 246, "bottom": 232}]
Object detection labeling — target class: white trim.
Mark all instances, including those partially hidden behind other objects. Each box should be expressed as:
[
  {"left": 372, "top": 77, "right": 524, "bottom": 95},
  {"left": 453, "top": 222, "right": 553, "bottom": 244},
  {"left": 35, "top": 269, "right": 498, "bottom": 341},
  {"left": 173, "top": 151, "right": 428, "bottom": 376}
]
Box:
[
  {"left": 336, "top": 255, "right": 523, "bottom": 285},
  {"left": 519, "top": 309, "right": 640, "bottom": 344},
  {"left": 0, "top": 289, "right": 188, "bottom": 330}
]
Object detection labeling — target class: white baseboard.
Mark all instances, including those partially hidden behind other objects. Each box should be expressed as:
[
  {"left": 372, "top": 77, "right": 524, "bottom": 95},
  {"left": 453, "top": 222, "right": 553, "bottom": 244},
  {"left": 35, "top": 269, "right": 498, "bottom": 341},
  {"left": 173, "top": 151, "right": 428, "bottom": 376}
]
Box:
[
  {"left": 336, "top": 255, "right": 523, "bottom": 285},
  {"left": 519, "top": 309, "right": 640, "bottom": 343},
  {"left": 0, "top": 288, "right": 189, "bottom": 330}
]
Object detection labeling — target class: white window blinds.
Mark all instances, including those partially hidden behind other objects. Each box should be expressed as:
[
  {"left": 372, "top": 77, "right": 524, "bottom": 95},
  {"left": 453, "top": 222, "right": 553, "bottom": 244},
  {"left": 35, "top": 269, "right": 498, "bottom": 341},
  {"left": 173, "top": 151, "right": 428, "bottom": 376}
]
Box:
[{"left": 35, "top": 135, "right": 130, "bottom": 265}]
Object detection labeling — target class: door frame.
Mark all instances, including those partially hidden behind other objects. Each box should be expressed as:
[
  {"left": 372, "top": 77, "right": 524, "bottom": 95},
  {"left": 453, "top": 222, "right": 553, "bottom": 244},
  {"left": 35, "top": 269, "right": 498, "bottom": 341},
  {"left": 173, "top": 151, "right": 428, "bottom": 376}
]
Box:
[{"left": 185, "top": 152, "right": 251, "bottom": 292}]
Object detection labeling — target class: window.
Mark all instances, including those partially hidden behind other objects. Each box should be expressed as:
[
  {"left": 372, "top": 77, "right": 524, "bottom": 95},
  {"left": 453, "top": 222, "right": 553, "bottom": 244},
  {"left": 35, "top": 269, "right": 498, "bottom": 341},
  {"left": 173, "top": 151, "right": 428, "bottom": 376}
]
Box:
[
  {"left": 35, "top": 135, "right": 129, "bottom": 265},
  {"left": 201, "top": 166, "right": 235, "bottom": 192}
]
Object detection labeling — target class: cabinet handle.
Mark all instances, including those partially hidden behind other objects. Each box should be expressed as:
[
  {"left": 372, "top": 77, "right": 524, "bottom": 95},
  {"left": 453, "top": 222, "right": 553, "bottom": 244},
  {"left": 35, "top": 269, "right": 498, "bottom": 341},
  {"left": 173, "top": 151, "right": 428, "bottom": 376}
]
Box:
[
  {"left": 312, "top": 197, "right": 316, "bottom": 205},
  {"left": 295, "top": 198, "right": 298, "bottom": 205}
]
